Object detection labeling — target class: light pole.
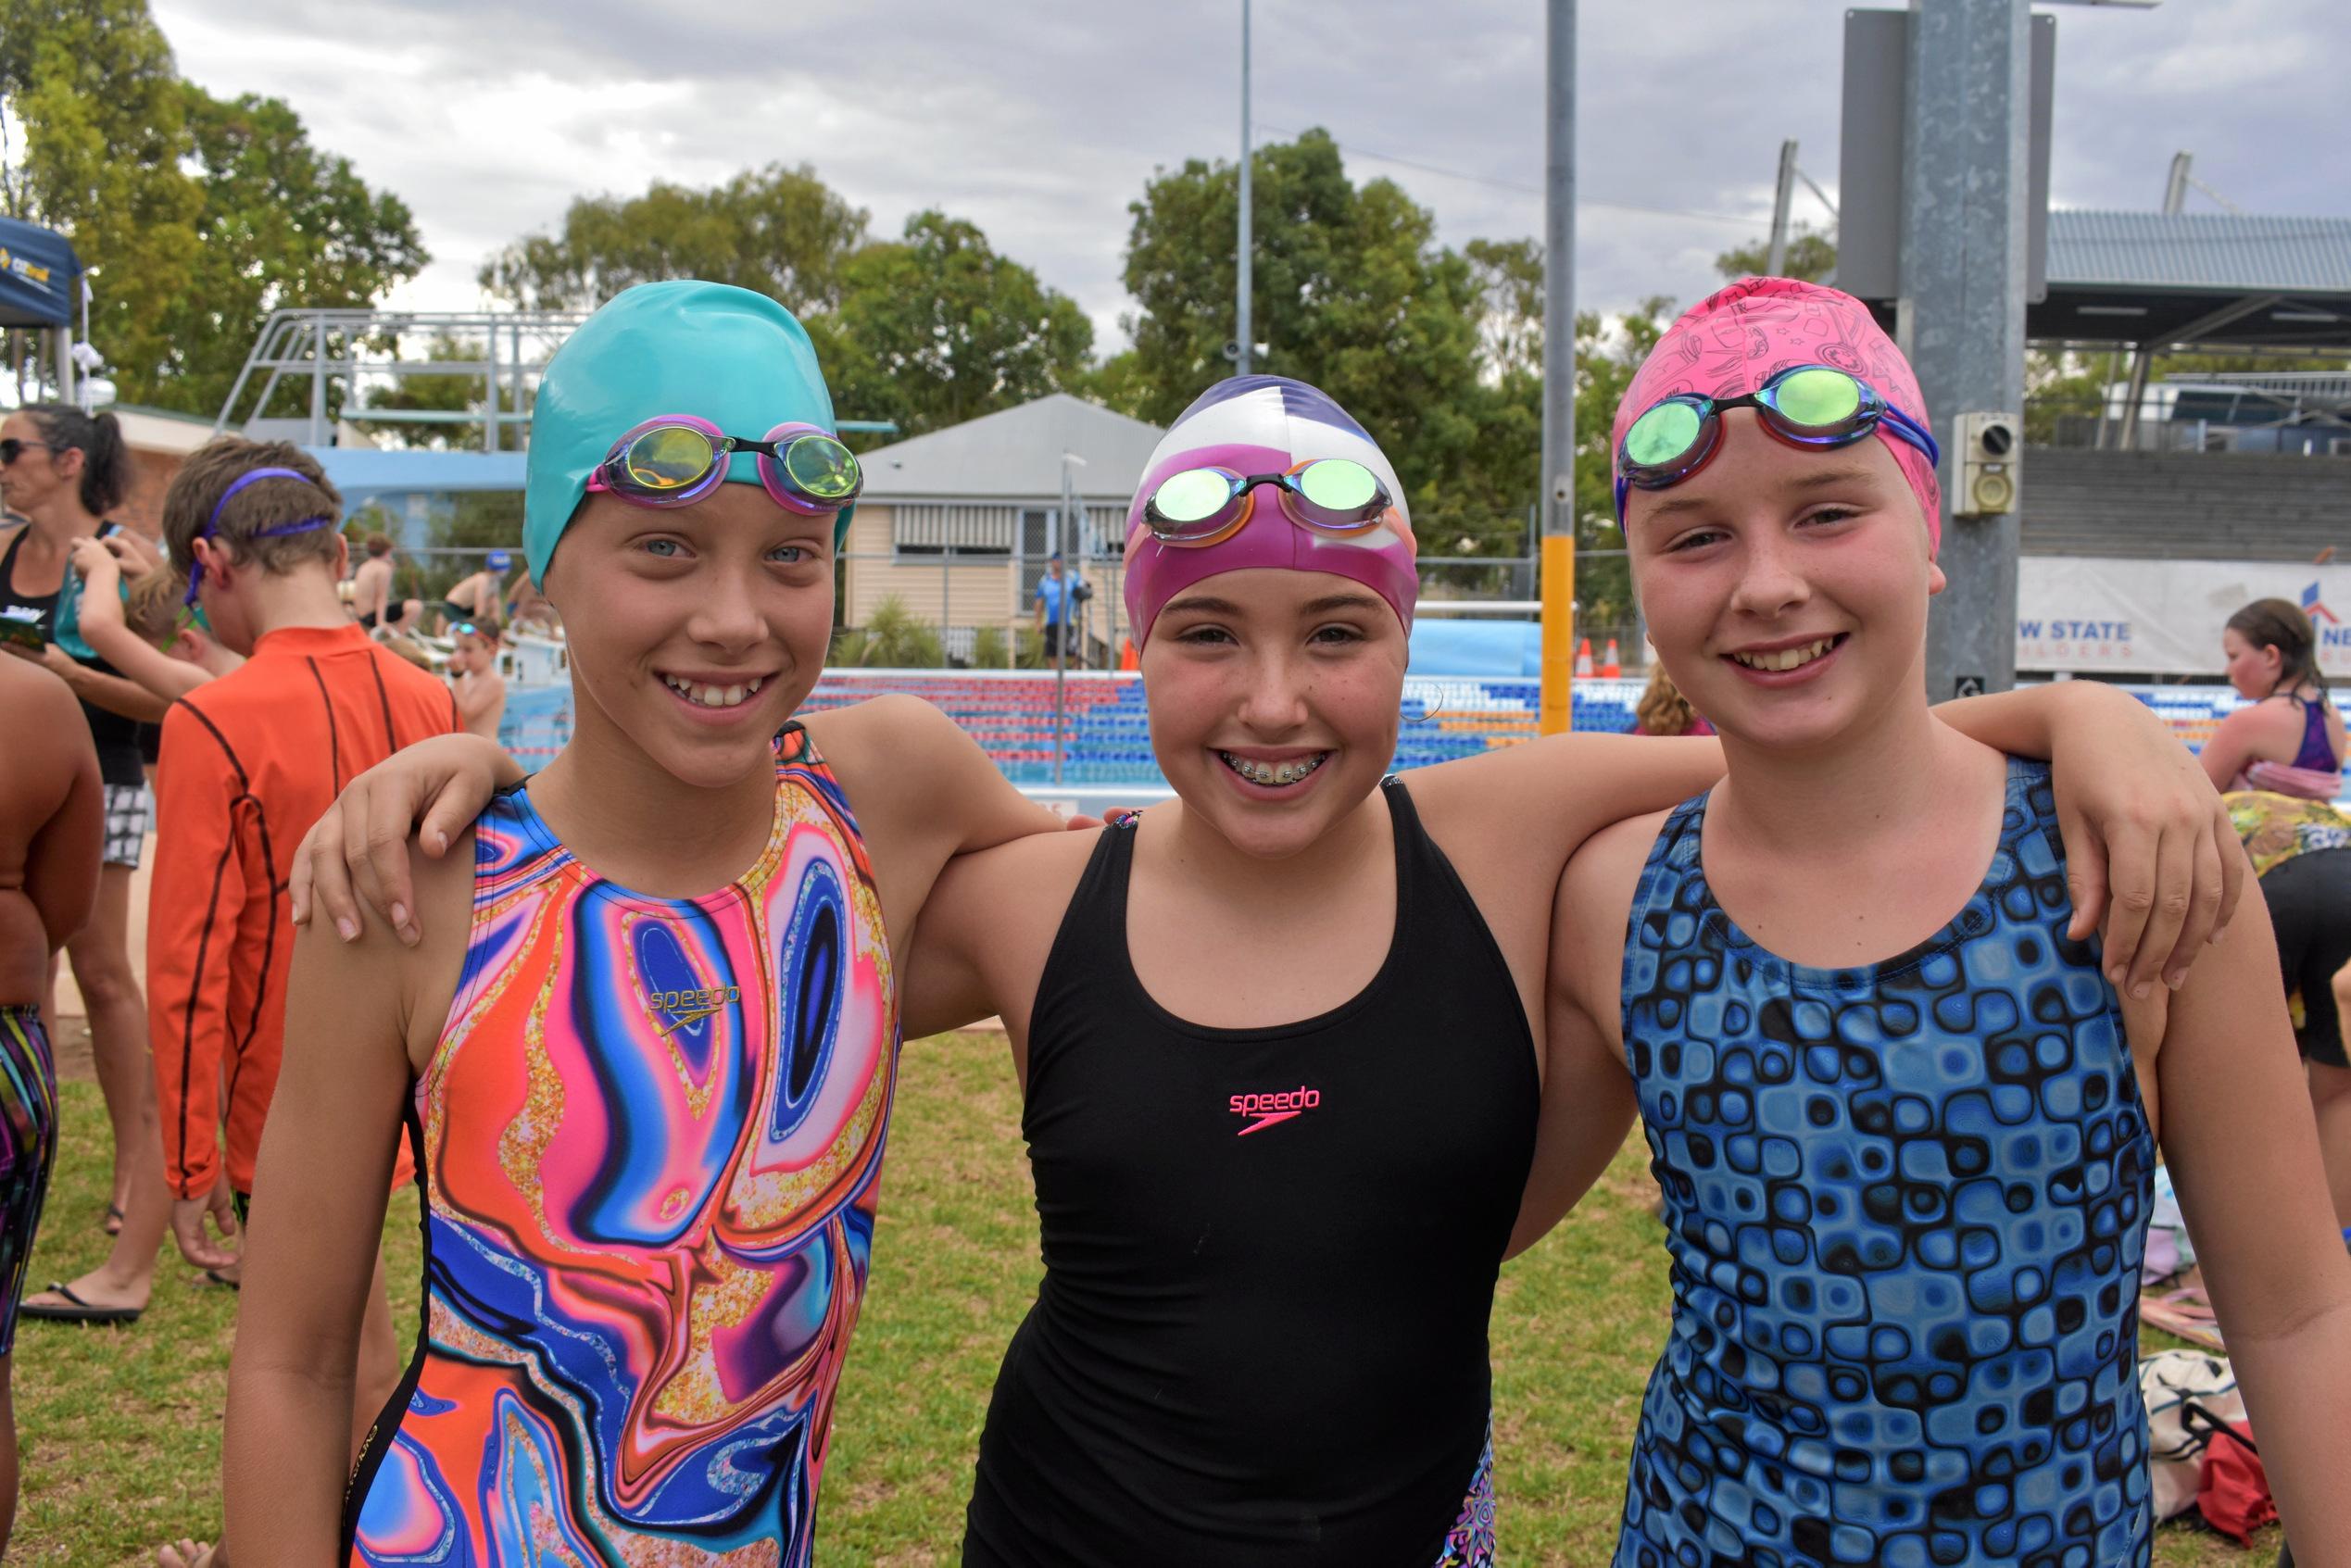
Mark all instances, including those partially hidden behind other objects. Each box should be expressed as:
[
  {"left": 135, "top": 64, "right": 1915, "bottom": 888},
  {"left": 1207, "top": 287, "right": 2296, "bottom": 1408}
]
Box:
[
  {"left": 1538, "top": 0, "right": 1577, "bottom": 734},
  {"left": 1236, "top": 0, "right": 1253, "bottom": 378}
]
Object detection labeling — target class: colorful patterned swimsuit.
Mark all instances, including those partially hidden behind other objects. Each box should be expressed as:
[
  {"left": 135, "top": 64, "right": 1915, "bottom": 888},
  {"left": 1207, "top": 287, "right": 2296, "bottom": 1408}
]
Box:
[
  {"left": 346, "top": 726, "right": 896, "bottom": 1566},
  {"left": 1616, "top": 759, "right": 2156, "bottom": 1568}
]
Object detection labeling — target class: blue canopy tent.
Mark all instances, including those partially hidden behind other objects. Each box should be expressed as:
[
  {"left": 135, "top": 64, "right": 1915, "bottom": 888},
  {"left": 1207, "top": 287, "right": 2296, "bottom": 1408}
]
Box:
[{"left": 0, "top": 215, "right": 82, "bottom": 328}]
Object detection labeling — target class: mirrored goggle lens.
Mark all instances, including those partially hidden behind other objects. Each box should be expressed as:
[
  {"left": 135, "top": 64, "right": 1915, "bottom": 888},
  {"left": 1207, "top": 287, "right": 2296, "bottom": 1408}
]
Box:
[
  {"left": 781, "top": 435, "right": 861, "bottom": 503},
  {"left": 1150, "top": 469, "right": 1238, "bottom": 527},
  {"left": 1622, "top": 401, "right": 1706, "bottom": 470},
  {"left": 622, "top": 426, "right": 720, "bottom": 491},
  {"left": 1293, "top": 458, "right": 1383, "bottom": 516},
  {"left": 1769, "top": 368, "right": 1866, "bottom": 430}
]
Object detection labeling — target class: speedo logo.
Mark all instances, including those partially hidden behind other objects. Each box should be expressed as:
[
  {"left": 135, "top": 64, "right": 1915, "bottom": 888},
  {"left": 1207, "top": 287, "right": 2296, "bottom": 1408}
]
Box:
[
  {"left": 649, "top": 985, "right": 739, "bottom": 1035},
  {"left": 1229, "top": 1085, "right": 1321, "bottom": 1136}
]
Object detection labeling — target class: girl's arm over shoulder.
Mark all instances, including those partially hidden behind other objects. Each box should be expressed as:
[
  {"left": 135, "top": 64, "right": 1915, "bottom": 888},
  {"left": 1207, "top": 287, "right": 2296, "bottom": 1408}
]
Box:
[
  {"left": 1508, "top": 809, "right": 1662, "bottom": 1260},
  {"left": 901, "top": 825, "right": 1101, "bottom": 1050},
  {"left": 288, "top": 732, "right": 522, "bottom": 945},
  {"left": 801, "top": 694, "right": 1069, "bottom": 938},
  {"left": 1936, "top": 680, "right": 2244, "bottom": 992},
  {"left": 223, "top": 827, "right": 471, "bottom": 1564},
  {"left": 2139, "top": 893, "right": 2351, "bottom": 1556}
]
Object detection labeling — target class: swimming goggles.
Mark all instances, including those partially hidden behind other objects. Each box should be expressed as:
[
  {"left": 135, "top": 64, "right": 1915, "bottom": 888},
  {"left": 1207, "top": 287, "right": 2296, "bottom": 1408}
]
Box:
[
  {"left": 1141, "top": 458, "right": 1390, "bottom": 546},
  {"left": 585, "top": 415, "right": 862, "bottom": 519},
  {"left": 182, "top": 467, "right": 336, "bottom": 606},
  {"left": 1613, "top": 365, "right": 1939, "bottom": 521}
]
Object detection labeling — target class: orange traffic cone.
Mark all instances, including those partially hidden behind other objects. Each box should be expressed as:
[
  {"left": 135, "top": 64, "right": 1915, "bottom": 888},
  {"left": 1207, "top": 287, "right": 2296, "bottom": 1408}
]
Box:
[
  {"left": 1600, "top": 638, "right": 1622, "bottom": 678},
  {"left": 1574, "top": 637, "right": 1594, "bottom": 678}
]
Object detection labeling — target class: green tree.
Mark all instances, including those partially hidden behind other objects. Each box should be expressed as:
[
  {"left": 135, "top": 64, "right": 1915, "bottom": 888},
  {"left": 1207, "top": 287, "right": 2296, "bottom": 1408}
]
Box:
[
  {"left": 1, "top": 1, "right": 423, "bottom": 415},
  {"left": 480, "top": 162, "right": 867, "bottom": 315},
  {"left": 358, "top": 332, "right": 495, "bottom": 449},
  {"left": 159, "top": 85, "right": 427, "bottom": 415},
  {"left": 815, "top": 210, "right": 1093, "bottom": 441},
  {"left": 1714, "top": 223, "right": 1839, "bottom": 285},
  {"left": 0, "top": 0, "right": 202, "bottom": 404},
  {"left": 832, "top": 595, "right": 944, "bottom": 668},
  {"left": 1119, "top": 130, "right": 1493, "bottom": 547}
]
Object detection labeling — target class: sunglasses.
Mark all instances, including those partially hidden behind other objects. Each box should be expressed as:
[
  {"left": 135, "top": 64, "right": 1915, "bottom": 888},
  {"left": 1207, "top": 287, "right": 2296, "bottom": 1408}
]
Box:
[
  {"left": 1141, "top": 458, "right": 1390, "bottom": 547},
  {"left": 585, "top": 416, "right": 862, "bottom": 521},
  {"left": 1613, "top": 365, "right": 1940, "bottom": 521},
  {"left": 0, "top": 438, "right": 55, "bottom": 467}
]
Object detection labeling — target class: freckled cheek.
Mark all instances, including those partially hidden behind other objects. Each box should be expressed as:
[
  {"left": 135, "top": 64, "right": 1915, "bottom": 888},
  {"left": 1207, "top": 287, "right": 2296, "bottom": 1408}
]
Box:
[{"left": 1142, "top": 662, "right": 1238, "bottom": 755}]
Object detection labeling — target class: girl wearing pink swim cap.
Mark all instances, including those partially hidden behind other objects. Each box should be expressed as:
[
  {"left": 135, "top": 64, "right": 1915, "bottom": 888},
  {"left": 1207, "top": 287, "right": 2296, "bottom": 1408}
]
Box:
[
  {"left": 295, "top": 361, "right": 2241, "bottom": 1566},
  {"left": 1540, "top": 279, "right": 2351, "bottom": 1565}
]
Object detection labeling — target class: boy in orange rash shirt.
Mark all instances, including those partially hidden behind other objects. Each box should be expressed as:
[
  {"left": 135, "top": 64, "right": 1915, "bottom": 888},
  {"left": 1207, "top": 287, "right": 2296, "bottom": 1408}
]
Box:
[{"left": 145, "top": 440, "right": 456, "bottom": 1461}]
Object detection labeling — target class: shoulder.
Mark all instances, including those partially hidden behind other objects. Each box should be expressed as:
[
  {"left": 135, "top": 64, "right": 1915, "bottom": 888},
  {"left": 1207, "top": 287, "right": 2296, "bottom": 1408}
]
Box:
[
  {"left": 1562, "top": 808, "right": 1671, "bottom": 921},
  {"left": 802, "top": 691, "right": 953, "bottom": 749},
  {"left": 0, "top": 655, "right": 94, "bottom": 780}
]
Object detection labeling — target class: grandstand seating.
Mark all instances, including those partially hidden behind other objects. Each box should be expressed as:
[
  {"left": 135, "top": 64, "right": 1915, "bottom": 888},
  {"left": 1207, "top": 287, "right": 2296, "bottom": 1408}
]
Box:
[
  {"left": 2023, "top": 447, "right": 2351, "bottom": 562},
  {"left": 501, "top": 671, "right": 2273, "bottom": 792}
]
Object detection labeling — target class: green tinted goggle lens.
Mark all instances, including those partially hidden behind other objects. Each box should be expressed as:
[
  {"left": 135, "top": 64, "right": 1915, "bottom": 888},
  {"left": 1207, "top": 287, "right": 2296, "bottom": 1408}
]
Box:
[
  {"left": 1770, "top": 368, "right": 1864, "bottom": 428},
  {"left": 784, "top": 435, "right": 860, "bottom": 500},
  {"left": 1296, "top": 458, "right": 1380, "bottom": 513},
  {"left": 1624, "top": 402, "right": 1704, "bottom": 468},
  {"left": 626, "top": 426, "right": 717, "bottom": 489},
  {"left": 1152, "top": 469, "right": 1238, "bottom": 525}
]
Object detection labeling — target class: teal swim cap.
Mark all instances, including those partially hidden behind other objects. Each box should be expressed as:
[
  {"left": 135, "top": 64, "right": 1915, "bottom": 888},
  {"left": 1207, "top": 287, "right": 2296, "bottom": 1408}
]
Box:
[{"left": 522, "top": 280, "right": 851, "bottom": 584}]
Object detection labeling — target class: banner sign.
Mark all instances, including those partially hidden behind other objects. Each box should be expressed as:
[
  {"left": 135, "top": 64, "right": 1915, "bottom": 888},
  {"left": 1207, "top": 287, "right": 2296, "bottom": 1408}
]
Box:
[{"left": 2018, "top": 557, "right": 2351, "bottom": 677}]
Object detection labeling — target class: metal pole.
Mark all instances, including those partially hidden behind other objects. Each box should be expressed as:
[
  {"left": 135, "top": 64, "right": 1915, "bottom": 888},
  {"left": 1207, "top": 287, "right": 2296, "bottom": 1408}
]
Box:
[
  {"left": 310, "top": 314, "right": 327, "bottom": 445},
  {"left": 1236, "top": 0, "right": 1252, "bottom": 378},
  {"left": 1051, "top": 466, "right": 1070, "bottom": 786},
  {"left": 1766, "top": 139, "right": 1800, "bottom": 276},
  {"left": 2117, "top": 150, "right": 2191, "bottom": 450},
  {"left": 1903, "top": 0, "right": 2031, "bottom": 698},
  {"left": 1538, "top": 0, "right": 1577, "bottom": 735}
]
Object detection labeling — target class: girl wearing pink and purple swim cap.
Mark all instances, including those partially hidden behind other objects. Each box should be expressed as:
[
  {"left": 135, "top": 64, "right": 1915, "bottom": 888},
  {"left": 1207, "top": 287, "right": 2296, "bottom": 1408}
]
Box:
[
  {"left": 293, "top": 349, "right": 2244, "bottom": 1565},
  {"left": 1540, "top": 278, "right": 2351, "bottom": 1564}
]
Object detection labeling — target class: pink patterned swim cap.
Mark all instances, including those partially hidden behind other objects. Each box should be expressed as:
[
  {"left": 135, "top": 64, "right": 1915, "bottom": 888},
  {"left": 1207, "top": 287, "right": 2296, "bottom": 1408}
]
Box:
[
  {"left": 1612, "top": 278, "right": 1942, "bottom": 553},
  {"left": 1123, "top": 376, "right": 1419, "bottom": 648}
]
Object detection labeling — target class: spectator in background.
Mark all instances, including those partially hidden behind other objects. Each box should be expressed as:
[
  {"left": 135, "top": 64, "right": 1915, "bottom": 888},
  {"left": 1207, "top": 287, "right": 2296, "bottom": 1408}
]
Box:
[
  {"left": 0, "top": 651, "right": 102, "bottom": 1552},
  {"left": 0, "top": 404, "right": 167, "bottom": 1248},
  {"left": 1033, "top": 551, "right": 1086, "bottom": 664},
  {"left": 1628, "top": 659, "right": 1714, "bottom": 737},
  {"left": 2202, "top": 596, "right": 2345, "bottom": 797},
  {"left": 505, "top": 577, "right": 560, "bottom": 638},
  {"left": 349, "top": 533, "right": 421, "bottom": 636},
  {"left": 437, "top": 547, "right": 514, "bottom": 633},
  {"left": 66, "top": 536, "right": 243, "bottom": 704},
  {"left": 447, "top": 618, "right": 506, "bottom": 740}
]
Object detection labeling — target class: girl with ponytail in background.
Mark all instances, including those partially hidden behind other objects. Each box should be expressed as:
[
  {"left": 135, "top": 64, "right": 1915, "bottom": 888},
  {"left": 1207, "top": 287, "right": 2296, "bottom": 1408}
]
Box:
[{"left": 0, "top": 405, "right": 173, "bottom": 1315}]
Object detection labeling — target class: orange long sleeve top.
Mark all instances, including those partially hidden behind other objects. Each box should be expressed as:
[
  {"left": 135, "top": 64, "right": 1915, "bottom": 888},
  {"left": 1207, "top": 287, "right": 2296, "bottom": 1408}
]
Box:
[{"left": 147, "top": 623, "right": 459, "bottom": 1200}]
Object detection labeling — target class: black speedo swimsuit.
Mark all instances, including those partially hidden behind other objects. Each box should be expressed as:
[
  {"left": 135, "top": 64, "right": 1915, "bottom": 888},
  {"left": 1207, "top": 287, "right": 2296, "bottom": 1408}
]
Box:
[{"left": 963, "top": 776, "right": 1539, "bottom": 1567}]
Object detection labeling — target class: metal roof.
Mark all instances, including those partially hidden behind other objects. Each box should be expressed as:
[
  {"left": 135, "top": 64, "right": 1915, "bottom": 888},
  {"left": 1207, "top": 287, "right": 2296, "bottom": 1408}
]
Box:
[
  {"left": 2046, "top": 210, "right": 2351, "bottom": 294},
  {"left": 856, "top": 394, "right": 1163, "bottom": 503}
]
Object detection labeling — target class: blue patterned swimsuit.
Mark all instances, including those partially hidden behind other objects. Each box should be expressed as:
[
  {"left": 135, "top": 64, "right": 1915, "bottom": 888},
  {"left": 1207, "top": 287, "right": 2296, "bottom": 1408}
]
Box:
[{"left": 1616, "top": 759, "right": 2155, "bottom": 1568}]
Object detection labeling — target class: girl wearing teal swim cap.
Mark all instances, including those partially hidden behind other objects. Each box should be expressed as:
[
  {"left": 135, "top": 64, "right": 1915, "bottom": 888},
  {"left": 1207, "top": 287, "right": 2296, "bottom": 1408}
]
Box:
[{"left": 224, "top": 282, "right": 1079, "bottom": 1567}]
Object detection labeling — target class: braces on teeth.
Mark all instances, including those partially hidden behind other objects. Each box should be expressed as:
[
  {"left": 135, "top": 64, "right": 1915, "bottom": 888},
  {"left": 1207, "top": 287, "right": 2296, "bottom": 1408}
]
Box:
[{"left": 1221, "top": 751, "right": 1328, "bottom": 786}]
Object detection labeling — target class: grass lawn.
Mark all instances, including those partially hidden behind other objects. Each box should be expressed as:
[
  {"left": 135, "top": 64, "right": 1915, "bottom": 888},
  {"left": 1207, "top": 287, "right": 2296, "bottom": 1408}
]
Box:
[{"left": 14, "top": 1031, "right": 2280, "bottom": 1564}]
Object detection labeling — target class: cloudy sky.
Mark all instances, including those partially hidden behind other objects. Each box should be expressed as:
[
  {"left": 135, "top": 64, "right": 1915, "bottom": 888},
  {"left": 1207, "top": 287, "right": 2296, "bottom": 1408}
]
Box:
[{"left": 153, "top": 0, "right": 2347, "bottom": 350}]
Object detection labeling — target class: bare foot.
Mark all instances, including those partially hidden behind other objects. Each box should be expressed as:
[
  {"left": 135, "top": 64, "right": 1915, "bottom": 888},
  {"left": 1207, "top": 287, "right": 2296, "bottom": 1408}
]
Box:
[{"left": 157, "top": 1539, "right": 215, "bottom": 1568}]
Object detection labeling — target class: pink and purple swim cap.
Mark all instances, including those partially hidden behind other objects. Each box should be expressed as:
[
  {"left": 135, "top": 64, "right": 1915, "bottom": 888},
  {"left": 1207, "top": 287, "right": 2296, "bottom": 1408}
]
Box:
[
  {"left": 1124, "top": 376, "right": 1419, "bottom": 648},
  {"left": 1613, "top": 278, "right": 1942, "bottom": 552}
]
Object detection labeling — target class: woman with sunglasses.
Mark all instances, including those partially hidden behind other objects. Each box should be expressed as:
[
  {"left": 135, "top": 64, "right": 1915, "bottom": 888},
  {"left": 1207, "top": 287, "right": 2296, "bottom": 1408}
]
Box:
[
  {"left": 1532, "top": 278, "right": 2351, "bottom": 1565},
  {"left": 0, "top": 404, "right": 172, "bottom": 1283},
  {"left": 222, "top": 282, "right": 1084, "bottom": 1568},
  {"left": 290, "top": 363, "right": 2239, "bottom": 1566}
]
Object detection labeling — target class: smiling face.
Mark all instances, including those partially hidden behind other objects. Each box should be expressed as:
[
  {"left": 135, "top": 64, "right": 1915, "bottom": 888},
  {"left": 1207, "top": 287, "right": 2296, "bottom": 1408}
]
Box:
[
  {"left": 540, "top": 483, "right": 835, "bottom": 791},
  {"left": 1140, "top": 567, "right": 1406, "bottom": 860},
  {"left": 2220, "top": 626, "right": 2282, "bottom": 701},
  {"left": 1626, "top": 410, "right": 1942, "bottom": 755}
]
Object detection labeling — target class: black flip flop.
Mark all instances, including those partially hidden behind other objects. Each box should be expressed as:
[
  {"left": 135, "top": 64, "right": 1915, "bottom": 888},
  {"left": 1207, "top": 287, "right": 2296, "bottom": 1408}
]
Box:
[
  {"left": 194, "top": 1268, "right": 240, "bottom": 1292},
  {"left": 19, "top": 1282, "right": 142, "bottom": 1325}
]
